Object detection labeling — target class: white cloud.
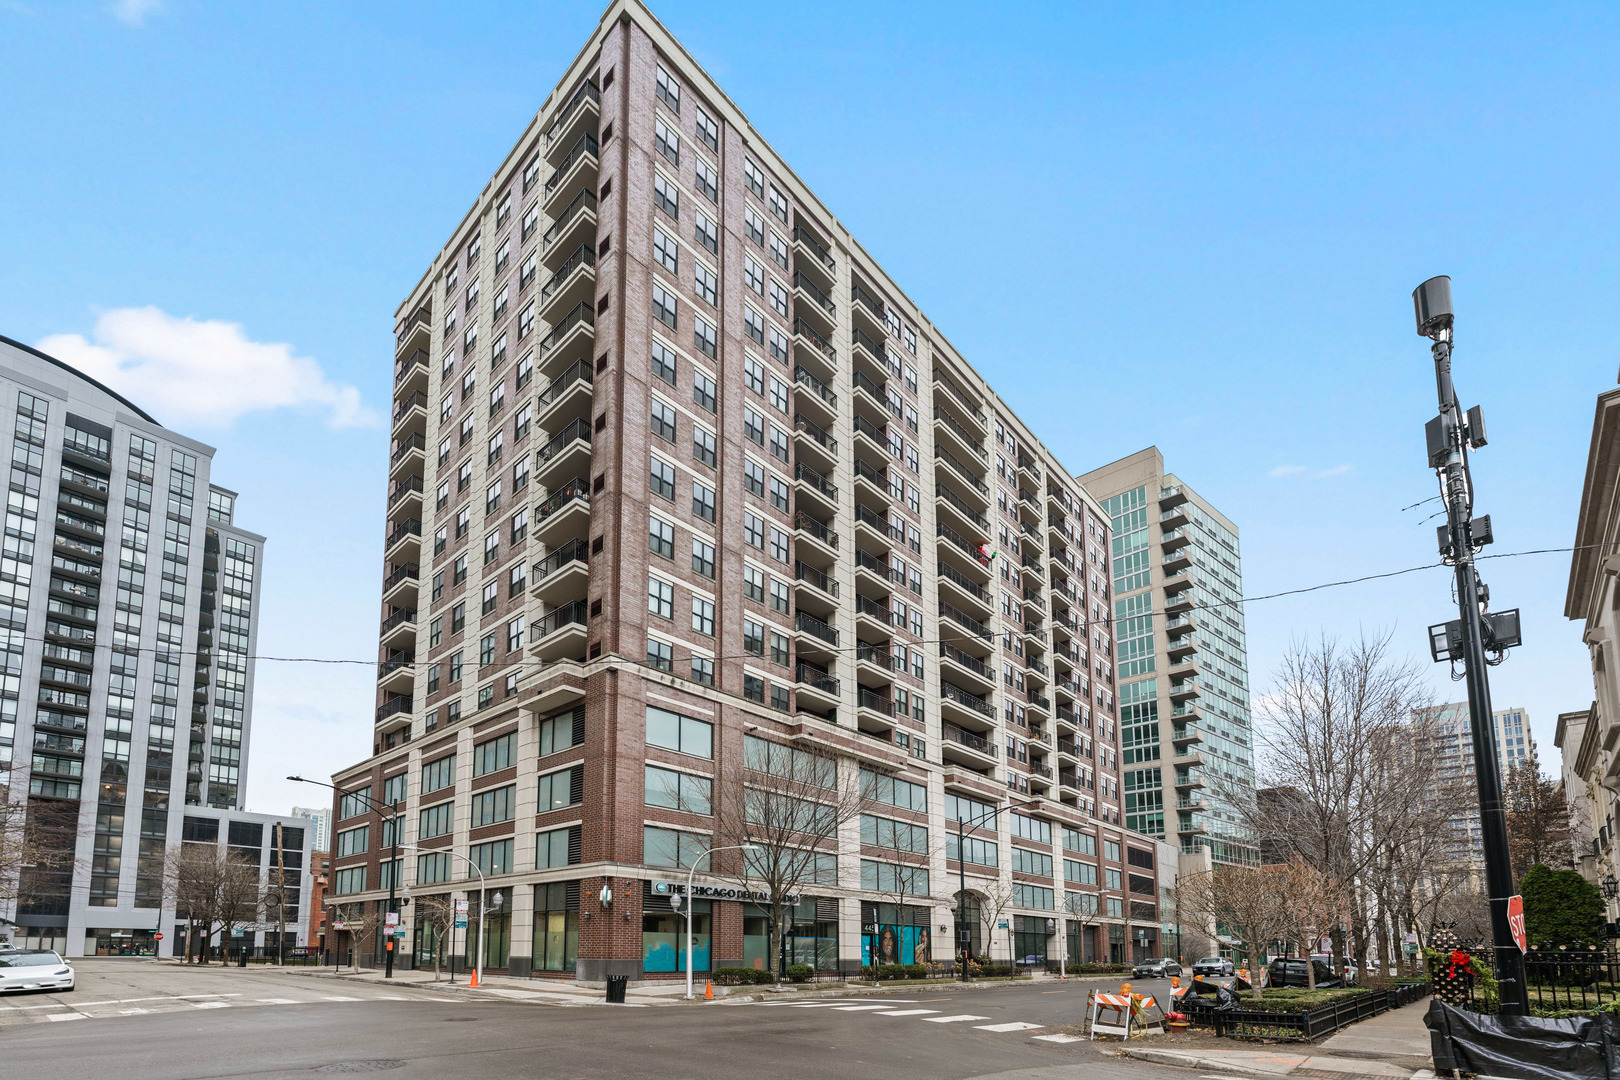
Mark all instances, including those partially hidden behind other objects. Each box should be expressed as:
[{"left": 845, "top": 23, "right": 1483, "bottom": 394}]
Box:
[
  {"left": 1314, "top": 464, "right": 1354, "bottom": 479},
  {"left": 1269, "top": 465, "right": 1307, "bottom": 477},
  {"left": 39, "top": 307, "right": 376, "bottom": 430},
  {"left": 109, "top": 0, "right": 161, "bottom": 26},
  {"left": 1270, "top": 463, "right": 1353, "bottom": 480}
]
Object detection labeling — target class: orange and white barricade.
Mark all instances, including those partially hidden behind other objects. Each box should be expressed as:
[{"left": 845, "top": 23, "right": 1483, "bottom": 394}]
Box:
[{"left": 1086, "top": 990, "right": 1164, "bottom": 1040}]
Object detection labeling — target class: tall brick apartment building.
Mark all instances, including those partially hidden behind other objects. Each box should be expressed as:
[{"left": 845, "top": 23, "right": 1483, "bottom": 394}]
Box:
[{"left": 329, "top": 0, "right": 1165, "bottom": 980}]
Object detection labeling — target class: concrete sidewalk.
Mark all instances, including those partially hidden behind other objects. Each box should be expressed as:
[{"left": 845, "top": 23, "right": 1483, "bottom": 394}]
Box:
[{"left": 1118, "top": 997, "right": 1436, "bottom": 1079}]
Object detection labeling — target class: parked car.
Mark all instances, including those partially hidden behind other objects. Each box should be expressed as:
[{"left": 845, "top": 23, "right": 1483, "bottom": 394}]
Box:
[
  {"left": 1132, "top": 957, "right": 1183, "bottom": 978},
  {"left": 1312, "top": 954, "right": 1360, "bottom": 986},
  {"left": 0, "top": 950, "right": 75, "bottom": 993},
  {"left": 1192, "top": 956, "right": 1235, "bottom": 978},
  {"left": 1267, "top": 957, "right": 1348, "bottom": 989}
]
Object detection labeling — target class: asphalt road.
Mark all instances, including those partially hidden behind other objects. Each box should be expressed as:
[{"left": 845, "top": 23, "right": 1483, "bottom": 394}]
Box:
[{"left": 0, "top": 963, "right": 1188, "bottom": 1080}]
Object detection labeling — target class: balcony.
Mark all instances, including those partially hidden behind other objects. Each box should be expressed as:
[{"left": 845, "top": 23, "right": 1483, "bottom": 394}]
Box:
[
  {"left": 1168, "top": 658, "right": 1201, "bottom": 683},
  {"left": 388, "top": 473, "right": 423, "bottom": 512},
  {"left": 793, "top": 364, "right": 838, "bottom": 420},
  {"left": 851, "top": 459, "right": 888, "bottom": 502},
  {"left": 941, "top": 723, "right": 998, "bottom": 768},
  {"left": 1167, "top": 636, "right": 1196, "bottom": 662},
  {"left": 379, "top": 607, "right": 417, "bottom": 650},
  {"left": 1160, "top": 505, "right": 1190, "bottom": 530},
  {"left": 795, "top": 661, "right": 840, "bottom": 710},
  {"left": 533, "top": 477, "right": 591, "bottom": 545},
  {"left": 935, "top": 522, "right": 991, "bottom": 582},
  {"left": 384, "top": 518, "right": 421, "bottom": 559},
  {"left": 543, "top": 130, "right": 599, "bottom": 212},
  {"left": 539, "top": 242, "right": 596, "bottom": 322},
  {"left": 1164, "top": 589, "right": 1196, "bottom": 614},
  {"left": 850, "top": 370, "right": 889, "bottom": 425},
  {"left": 1172, "top": 749, "right": 1206, "bottom": 772},
  {"left": 932, "top": 367, "right": 987, "bottom": 427},
  {"left": 793, "top": 318, "right": 838, "bottom": 377},
  {"left": 850, "top": 279, "right": 886, "bottom": 335},
  {"left": 528, "top": 599, "right": 589, "bottom": 662},
  {"left": 538, "top": 300, "right": 595, "bottom": 377},
  {"left": 376, "top": 693, "right": 411, "bottom": 725},
  {"left": 934, "top": 406, "right": 987, "bottom": 462},
  {"left": 793, "top": 560, "right": 840, "bottom": 610},
  {"left": 855, "top": 643, "right": 900, "bottom": 686},
  {"left": 1164, "top": 614, "right": 1197, "bottom": 638},
  {"left": 792, "top": 414, "right": 837, "bottom": 469},
  {"left": 793, "top": 461, "right": 838, "bottom": 512},
  {"left": 851, "top": 415, "right": 887, "bottom": 460},
  {"left": 536, "top": 357, "right": 595, "bottom": 430},
  {"left": 1159, "top": 485, "right": 1189, "bottom": 509},
  {"left": 936, "top": 560, "right": 991, "bottom": 612},
  {"left": 1171, "top": 724, "right": 1202, "bottom": 749},
  {"left": 939, "top": 642, "right": 994, "bottom": 695},
  {"left": 378, "top": 650, "right": 415, "bottom": 694},
  {"left": 392, "top": 391, "right": 427, "bottom": 439},
  {"left": 793, "top": 510, "right": 838, "bottom": 560},
  {"left": 791, "top": 224, "right": 836, "bottom": 284},
  {"left": 390, "top": 432, "right": 425, "bottom": 479},
  {"left": 394, "top": 348, "right": 428, "bottom": 394},
  {"left": 853, "top": 506, "right": 900, "bottom": 554},
  {"left": 1162, "top": 548, "right": 1193, "bottom": 575},
  {"left": 1160, "top": 525, "right": 1192, "bottom": 553},
  {"left": 939, "top": 681, "right": 995, "bottom": 725},
  {"left": 545, "top": 77, "right": 600, "bottom": 159},
  {"left": 792, "top": 271, "right": 836, "bottom": 329},
  {"left": 542, "top": 188, "right": 597, "bottom": 262},
  {"left": 381, "top": 562, "right": 419, "bottom": 606},
  {"left": 1026, "top": 691, "right": 1052, "bottom": 714},
  {"left": 854, "top": 593, "right": 892, "bottom": 634},
  {"left": 934, "top": 445, "right": 989, "bottom": 498},
  {"left": 850, "top": 325, "right": 893, "bottom": 380},
  {"left": 794, "top": 610, "right": 839, "bottom": 649},
  {"left": 395, "top": 303, "right": 431, "bottom": 356},
  {"left": 534, "top": 417, "right": 592, "bottom": 483},
  {"left": 530, "top": 537, "right": 589, "bottom": 605}
]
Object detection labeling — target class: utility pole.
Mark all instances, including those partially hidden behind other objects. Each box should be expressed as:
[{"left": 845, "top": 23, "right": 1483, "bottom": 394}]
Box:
[
  {"left": 275, "top": 822, "right": 287, "bottom": 967},
  {"left": 1413, "top": 276, "right": 1530, "bottom": 1015}
]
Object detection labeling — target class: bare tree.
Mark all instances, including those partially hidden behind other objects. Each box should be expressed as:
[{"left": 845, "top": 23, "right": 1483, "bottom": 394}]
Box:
[
  {"left": 167, "top": 845, "right": 262, "bottom": 964},
  {"left": 1061, "top": 889, "right": 1103, "bottom": 966},
  {"left": 973, "top": 877, "right": 1019, "bottom": 969},
  {"left": 1180, "top": 864, "right": 1289, "bottom": 999},
  {"left": 411, "top": 894, "right": 455, "bottom": 981},
  {"left": 0, "top": 787, "right": 80, "bottom": 916},
  {"left": 709, "top": 735, "right": 866, "bottom": 985},
  {"left": 327, "top": 901, "right": 381, "bottom": 973},
  {"left": 1504, "top": 758, "right": 1574, "bottom": 877},
  {"left": 1273, "top": 859, "right": 1340, "bottom": 988},
  {"left": 863, "top": 814, "right": 941, "bottom": 967}
]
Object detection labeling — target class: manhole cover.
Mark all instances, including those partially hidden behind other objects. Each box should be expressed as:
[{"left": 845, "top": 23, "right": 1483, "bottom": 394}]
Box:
[{"left": 313, "top": 1062, "right": 406, "bottom": 1074}]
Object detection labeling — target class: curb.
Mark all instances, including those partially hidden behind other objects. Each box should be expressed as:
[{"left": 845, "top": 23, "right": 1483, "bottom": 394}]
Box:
[{"left": 1117, "top": 1048, "right": 1270, "bottom": 1075}]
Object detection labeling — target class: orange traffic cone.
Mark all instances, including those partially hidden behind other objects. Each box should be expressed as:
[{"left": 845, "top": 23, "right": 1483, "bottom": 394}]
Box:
[
  {"left": 469, "top": 969, "right": 480, "bottom": 988},
  {"left": 704, "top": 979, "right": 713, "bottom": 1000}
]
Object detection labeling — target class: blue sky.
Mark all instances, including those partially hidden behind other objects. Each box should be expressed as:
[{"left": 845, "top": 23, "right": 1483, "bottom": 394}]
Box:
[{"left": 2, "top": 1, "right": 1615, "bottom": 816}]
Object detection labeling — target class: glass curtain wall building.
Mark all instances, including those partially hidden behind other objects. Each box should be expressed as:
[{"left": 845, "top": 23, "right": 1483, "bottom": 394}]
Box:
[{"left": 1079, "top": 447, "right": 1257, "bottom": 865}]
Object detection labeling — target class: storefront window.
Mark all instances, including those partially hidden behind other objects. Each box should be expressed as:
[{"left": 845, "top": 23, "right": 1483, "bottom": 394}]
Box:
[
  {"left": 745, "top": 901, "right": 839, "bottom": 971},
  {"left": 533, "top": 882, "right": 579, "bottom": 973},
  {"left": 1108, "top": 924, "right": 1125, "bottom": 965},
  {"left": 642, "top": 900, "right": 709, "bottom": 973}
]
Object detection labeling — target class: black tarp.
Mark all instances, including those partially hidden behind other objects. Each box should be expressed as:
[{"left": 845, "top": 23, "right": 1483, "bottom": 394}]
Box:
[{"left": 1425, "top": 999, "right": 1611, "bottom": 1080}]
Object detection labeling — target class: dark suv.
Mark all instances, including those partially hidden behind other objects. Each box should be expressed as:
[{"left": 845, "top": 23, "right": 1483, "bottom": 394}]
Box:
[{"left": 1267, "top": 957, "right": 1349, "bottom": 989}]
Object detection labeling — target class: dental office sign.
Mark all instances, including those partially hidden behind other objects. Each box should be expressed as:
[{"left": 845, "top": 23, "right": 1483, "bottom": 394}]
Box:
[{"left": 651, "top": 881, "right": 799, "bottom": 905}]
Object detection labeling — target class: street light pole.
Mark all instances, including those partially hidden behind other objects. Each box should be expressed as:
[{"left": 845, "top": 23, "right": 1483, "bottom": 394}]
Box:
[
  {"left": 954, "top": 796, "right": 1041, "bottom": 983},
  {"left": 290, "top": 775, "right": 403, "bottom": 980},
  {"left": 1412, "top": 277, "right": 1530, "bottom": 1016},
  {"left": 681, "top": 843, "right": 759, "bottom": 1000},
  {"left": 398, "top": 843, "right": 484, "bottom": 989}
]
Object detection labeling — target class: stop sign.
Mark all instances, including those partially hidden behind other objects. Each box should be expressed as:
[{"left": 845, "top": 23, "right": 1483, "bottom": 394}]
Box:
[
  {"left": 1506, "top": 895, "right": 1527, "bottom": 953},
  {"left": 154, "top": 932, "right": 164, "bottom": 941}
]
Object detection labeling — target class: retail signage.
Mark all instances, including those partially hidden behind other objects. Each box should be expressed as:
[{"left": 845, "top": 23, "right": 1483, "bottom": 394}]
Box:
[
  {"left": 455, "top": 899, "right": 469, "bottom": 914},
  {"left": 332, "top": 921, "right": 346, "bottom": 931},
  {"left": 651, "top": 881, "right": 798, "bottom": 905},
  {"left": 384, "top": 912, "right": 399, "bottom": 928}
]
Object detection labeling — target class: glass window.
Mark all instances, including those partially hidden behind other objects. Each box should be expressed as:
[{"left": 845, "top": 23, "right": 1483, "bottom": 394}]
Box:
[
  {"left": 646, "top": 707, "right": 713, "bottom": 758},
  {"left": 645, "top": 764, "right": 713, "bottom": 815},
  {"left": 474, "top": 732, "right": 516, "bottom": 776}
]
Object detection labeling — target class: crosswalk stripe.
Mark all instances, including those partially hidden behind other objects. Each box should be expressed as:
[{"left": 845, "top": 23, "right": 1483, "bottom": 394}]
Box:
[
  {"left": 785, "top": 1002, "right": 847, "bottom": 1008},
  {"left": 974, "top": 1021, "right": 1043, "bottom": 1032},
  {"left": 321, "top": 996, "right": 361, "bottom": 1002},
  {"left": 192, "top": 1001, "right": 230, "bottom": 1009},
  {"left": 923, "top": 1014, "right": 992, "bottom": 1023},
  {"left": 45, "top": 1013, "right": 85, "bottom": 1022},
  {"left": 872, "top": 1009, "right": 939, "bottom": 1016},
  {"left": 831, "top": 1004, "right": 898, "bottom": 1011},
  {"left": 376, "top": 996, "right": 409, "bottom": 1001},
  {"left": 1032, "top": 1033, "right": 1082, "bottom": 1043},
  {"left": 256, "top": 998, "right": 299, "bottom": 1005}
]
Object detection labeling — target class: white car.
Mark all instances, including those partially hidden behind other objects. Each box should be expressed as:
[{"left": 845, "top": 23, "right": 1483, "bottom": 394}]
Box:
[{"left": 0, "top": 950, "right": 75, "bottom": 993}]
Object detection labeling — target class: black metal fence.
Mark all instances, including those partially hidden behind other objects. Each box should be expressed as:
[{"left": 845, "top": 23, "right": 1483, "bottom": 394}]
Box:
[
  {"left": 1435, "top": 948, "right": 1620, "bottom": 1016},
  {"left": 1186, "top": 982, "right": 1431, "bottom": 1041}
]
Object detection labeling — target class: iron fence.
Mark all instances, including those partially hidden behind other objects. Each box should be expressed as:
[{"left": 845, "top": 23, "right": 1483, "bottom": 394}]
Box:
[
  {"left": 1185, "top": 982, "right": 1431, "bottom": 1041},
  {"left": 1433, "top": 948, "right": 1620, "bottom": 1016}
]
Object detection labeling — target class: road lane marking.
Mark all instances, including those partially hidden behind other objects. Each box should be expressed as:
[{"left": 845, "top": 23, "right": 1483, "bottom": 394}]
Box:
[
  {"left": 376, "top": 996, "right": 410, "bottom": 1001},
  {"left": 1040, "top": 990, "right": 1068, "bottom": 994},
  {"left": 1033, "top": 1034, "right": 1082, "bottom": 1043},
  {"left": 320, "top": 996, "right": 362, "bottom": 1002},
  {"left": 45, "top": 1013, "right": 86, "bottom": 1022},
  {"left": 75, "top": 994, "right": 237, "bottom": 1006},
  {"left": 118, "top": 1008, "right": 151, "bottom": 1015},
  {"left": 256, "top": 998, "right": 299, "bottom": 1004},
  {"left": 872, "top": 1009, "right": 939, "bottom": 1016},
  {"left": 923, "top": 1014, "right": 993, "bottom": 1023},
  {"left": 0, "top": 1003, "right": 71, "bottom": 1011},
  {"left": 975, "top": 1021, "right": 1043, "bottom": 1032},
  {"left": 785, "top": 1002, "right": 848, "bottom": 1008},
  {"left": 192, "top": 1001, "right": 231, "bottom": 1009},
  {"left": 831, "top": 1004, "right": 899, "bottom": 1011}
]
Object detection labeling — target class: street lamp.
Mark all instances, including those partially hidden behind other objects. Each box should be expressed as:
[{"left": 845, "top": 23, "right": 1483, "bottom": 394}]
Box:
[
  {"left": 1602, "top": 876, "right": 1618, "bottom": 902},
  {"left": 1411, "top": 277, "right": 1529, "bottom": 1016},
  {"left": 290, "top": 775, "right": 402, "bottom": 979},
  {"left": 954, "top": 796, "right": 1042, "bottom": 982},
  {"left": 677, "top": 843, "right": 760, "bottom": 1000},
  {"left": 397, "top": 843, "right": 487, "bottom": 990}
]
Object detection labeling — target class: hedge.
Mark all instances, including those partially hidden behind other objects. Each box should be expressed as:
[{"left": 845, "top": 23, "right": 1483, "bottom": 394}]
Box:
[{"left": 712, "top": 967, "right": 776, "bottom": 985}]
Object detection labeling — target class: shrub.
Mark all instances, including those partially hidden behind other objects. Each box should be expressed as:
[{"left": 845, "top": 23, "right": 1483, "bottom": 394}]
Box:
[
  {"left": 786, "top": 964, "right": 813, "bottom": 983},
  {"left": 711, "top": 966, "right": 774, "bottom": 986},
  {"left": 865, "top": 963, "right": 930, "bottom": 980},
  {"left": 1522, "top": 864, "right": 1605, "bottom": 949}
]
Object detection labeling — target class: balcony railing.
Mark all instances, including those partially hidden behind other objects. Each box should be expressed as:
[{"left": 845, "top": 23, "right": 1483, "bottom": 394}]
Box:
[
  {"left": 855, "top": 643, "right": 900, "bottom": 671},
  {"left": 379, "top": 608, "right": 416, "bottom": 635},
  {"left": 851, "top": 326, "right": 895, "bottom": 372},
  {"left": 376, "top": 694, "right": 411, "bottom": 723},
  {"left": 854, "top": 504, "right": 901, "bottom": 541},
  {"left": 538, "top": 358, "right": 594, "bottom": 408},
  {"left": 792, "top": 225, "right": 835, "bottom": 272},
  {"left": 793, "top": 365, "right": 838, "bottom": 409},
  {"left": 935, "top": 483, "right": 988, "bottom": 529},
  {"left": 937, "top": 561, "right": 990, "bottom": 602},
  {"left": 545, "top": 132, "right": 599, "bottom": 198},
  {"left": 794, "top": 510, "right": 837, "bottom": 547},
  {"left": 852, "top": 413, "right": 887, "bottom": 447},
  {"left": 532, "top": 599, "right": 589, "bottom": 640},
  {"left": 793, "top": 318, "right": 837, "bottom": 363},
  {"left": 933, "top": 368, "right": 986, "bottom": 422},
  {"left": 393, "top": 391, "right": 427, "bottom": 423},
  {"left": 851, "top": 280, "right": 886, "bottom": 321},
  {"left": 391, "top": 432, "right": 426, "bottom": 463},
  {"left": 793, "top": 414, "right": 837, "bottom": 454},
  {"left": 395, "top": 349, "right": 428, "bottom": 385},
  {"left": 943, "top": 722, "right": 995, "bottom": 753},
  {"left": 934, "top": 406, "right": 987, "bottom": 458},
  {"left": 382, "top": 563, "right": 419, "bottom": 592},
  {"left": 539, "top": 301, "right": 595, "bottom": 356},
  {"left": 532, "top": 537, "right": 589, "bottom": 582},
  {"left": 793, "top": 461, "right": 838, "bottom": 500},
  {"left": 855, "top": 594, "right": 892, "bottom": 623},
  {"left": 385, "top": 519, "right": 422, "bottom": 548},
  {"left": 536, "top": 417, "right": 592, "bottom": 464},
  {"left": 855, "top": 548, "right": 901, "bottom": 584},
  {"left": 395, "top": 304, "right": 431, "bottom": 349},
  {"left": 852, "top": 369, "right": 887, "bottom": 405},
  {"left": 793, "top": 560, "right": 839, "bottom": 598},
  {"left": 852, "top": 459, "right": 888, "bottom": 491},
  {"left": 939, "top": 601, "right": 992, "bottom": 642},
  {"left": 795, "top": 610, "right": 839, "bottom": 646},
  {"left": 1028, "top": 691, "right": 1051, "bottom": 711},
  {"left": 379, "top": 650, "right": 415, "bottom": 678},
  {"left": 388, "top": 474, "right": 423, "bottom": 507},
  {"left": 542, "top": 188, "right": 597, "bottom": 249},
  {"left": 541, "top": 243, "right": 597, "bottom": 303},
  {"left": 936, "top": 522, "right": 989, "bottom": 566},
  {"left": 536, "top": 477, "right": 590, "bottom": 521},
  {"left": 858, "top": 688, "right": 895, "bottom": 717},
  {"left": 545, "top": 77, "right": 600, "bottom": 145},
  {"left": 795, "top": 661, "right": 839, "bottom": 696}
]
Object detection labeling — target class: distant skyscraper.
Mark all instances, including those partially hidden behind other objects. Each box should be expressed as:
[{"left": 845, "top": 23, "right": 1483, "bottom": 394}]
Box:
[
  {"left": 292, "top": 805, "right": 331, "bottom": 852},
  {"left": 0, "top": 334, "right": 311, "bottom": 958},
  {"left": 1080, "top": 447, "right": 1257, "bottom": 866},
  {"left": 1414, "top": 703, "right": 1538, "bottom": 875}
]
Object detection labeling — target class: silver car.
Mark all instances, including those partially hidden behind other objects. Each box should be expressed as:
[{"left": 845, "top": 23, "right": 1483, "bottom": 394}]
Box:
[{"left": 0, "top": 949, "right": 75, "bottom": 993}]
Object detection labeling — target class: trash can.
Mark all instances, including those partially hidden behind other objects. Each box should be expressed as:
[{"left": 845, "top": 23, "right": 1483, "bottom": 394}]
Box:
[
  {"left": 238, "top": 947, "right": 248, "bottom": 968},
  {"left": 605, "top": 975, "right": 628, "bottom": 1004}
]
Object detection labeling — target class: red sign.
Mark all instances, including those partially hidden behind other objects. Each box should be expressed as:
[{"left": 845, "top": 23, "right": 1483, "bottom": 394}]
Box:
[
  {"left": 154, "top": 932, "right": 164, "bottom": 941},
  {"left": 1507, "top": 895, "right": 1527, "bottom": 953}
]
